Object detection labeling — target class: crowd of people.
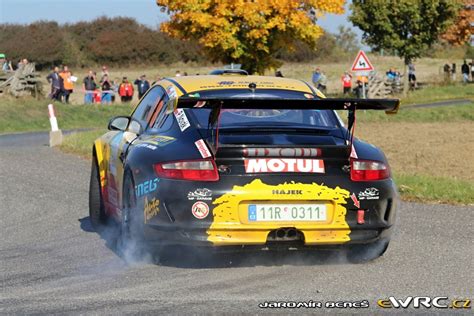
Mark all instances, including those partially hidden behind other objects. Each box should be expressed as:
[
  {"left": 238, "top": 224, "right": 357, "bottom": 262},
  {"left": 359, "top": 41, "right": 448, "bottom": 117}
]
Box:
[
  {"left": 45, "top": 65, "right": 163, "bottom": 105},
  {"left": 443, "top": 60, "right": 474, "bottom": 83}
]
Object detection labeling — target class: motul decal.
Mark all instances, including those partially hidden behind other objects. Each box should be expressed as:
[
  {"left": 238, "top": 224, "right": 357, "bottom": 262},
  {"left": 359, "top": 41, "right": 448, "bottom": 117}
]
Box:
[
  {"left": 195, "top": 139, "right": 212, "bottom": 158},
  {"left": 243, "top": 148, "right": 321, "bottom": 157},
  {"left": 174, "top": 109, "right": 190, "bottom": 132},
  {"left": 244, "top": 159, "right": 325, "bottom": 173},
  {"left": 351, "top": 193, "right": 360, "bottom": 208}
]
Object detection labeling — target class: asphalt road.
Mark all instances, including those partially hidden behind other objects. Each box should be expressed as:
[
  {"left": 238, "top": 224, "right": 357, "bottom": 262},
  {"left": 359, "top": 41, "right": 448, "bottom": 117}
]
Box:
[{"left": 1, "top": 133, "right": 473, "bottom": 315}]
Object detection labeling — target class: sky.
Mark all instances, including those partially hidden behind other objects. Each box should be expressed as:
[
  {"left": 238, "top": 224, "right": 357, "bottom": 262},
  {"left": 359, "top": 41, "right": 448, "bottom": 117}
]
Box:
[{"left": 0, "top": 0, "right": 362, "bottom": 42}]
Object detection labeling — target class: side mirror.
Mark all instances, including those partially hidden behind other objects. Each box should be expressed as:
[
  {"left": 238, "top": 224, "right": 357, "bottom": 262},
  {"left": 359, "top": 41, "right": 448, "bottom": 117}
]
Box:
[{"left": 108, "top": 116, "right": 130, "bottom": 131}]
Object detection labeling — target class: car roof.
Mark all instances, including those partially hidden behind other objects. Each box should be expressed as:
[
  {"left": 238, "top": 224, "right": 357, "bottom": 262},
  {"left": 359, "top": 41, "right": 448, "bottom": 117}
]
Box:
[{"left": 158, "top": 75, "right": 319, "bottom": 97}]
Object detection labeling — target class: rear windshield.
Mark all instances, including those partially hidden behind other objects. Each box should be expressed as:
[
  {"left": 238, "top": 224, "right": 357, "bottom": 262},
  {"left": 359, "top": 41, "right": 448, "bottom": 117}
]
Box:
[{"left": 187, "top": 109, "right": 340, "bottom": 130}]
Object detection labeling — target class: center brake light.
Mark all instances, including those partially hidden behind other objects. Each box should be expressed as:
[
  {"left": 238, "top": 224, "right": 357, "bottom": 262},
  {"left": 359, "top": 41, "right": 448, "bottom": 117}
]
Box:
[
  {"left": 154, "top": 159, "right": 219, "bottom": 181},
  {"left": 351, "top": 159, "right": 390, "bottom": 181}
]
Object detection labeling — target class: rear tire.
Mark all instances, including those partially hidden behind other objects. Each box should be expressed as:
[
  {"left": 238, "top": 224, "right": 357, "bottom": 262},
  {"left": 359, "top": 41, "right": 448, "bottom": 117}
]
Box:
[
  {"left": 89, "top": 156, "right": 107, "bottom": 231},
  {"left": 346, "top": 238, "right": 390, "bottom": 263},
  {"left": 118, "top": 171, "right": 149, "bottom": 262}
]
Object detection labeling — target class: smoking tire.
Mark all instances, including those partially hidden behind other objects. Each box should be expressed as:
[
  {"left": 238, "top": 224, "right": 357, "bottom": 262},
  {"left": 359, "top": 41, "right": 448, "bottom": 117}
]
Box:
[
  {"left": 89, "top": 157, "right": 107, "bottom": 230},
  {"left": 346, "top": 238, "right": 390, "bottom": 263},
  {"left": 118, "top": 170, "right": 148, "bottom": 261}
]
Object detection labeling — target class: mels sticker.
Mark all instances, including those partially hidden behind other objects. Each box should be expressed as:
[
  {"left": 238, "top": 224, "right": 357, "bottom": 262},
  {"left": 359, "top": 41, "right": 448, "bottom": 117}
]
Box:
[{"left": 244, "top": 158, "right": 325, "bottom": 173}]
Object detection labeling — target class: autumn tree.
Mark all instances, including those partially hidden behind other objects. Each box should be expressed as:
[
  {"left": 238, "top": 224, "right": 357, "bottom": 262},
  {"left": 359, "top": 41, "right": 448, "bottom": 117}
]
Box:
[
  {"left": 350, "top": 0, "right": 459, "bottom": 94},
  {"left": 156, "top": 0, "right": 345, "bottom": 74},
  {"left": 441, "top": 0, "right": 474, "bottom": 46}
]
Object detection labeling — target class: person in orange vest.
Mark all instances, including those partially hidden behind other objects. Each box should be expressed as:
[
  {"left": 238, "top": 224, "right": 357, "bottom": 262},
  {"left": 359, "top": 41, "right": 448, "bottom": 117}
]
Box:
[
  {"left": 118, "top": 77, "right": 134, "bottom": 103},
  {"left": 341, "top": 71, "right": 352, "bottom": 95},
  {"left": 59, "top": 65, "right": 74, "bottom": 104}
]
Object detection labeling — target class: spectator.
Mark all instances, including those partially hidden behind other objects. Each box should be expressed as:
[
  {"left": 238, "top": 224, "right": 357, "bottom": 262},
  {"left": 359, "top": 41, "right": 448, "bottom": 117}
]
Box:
[
  {"left": 471, "top": 59, "right": 474, "bottom": 81},
  {"left": 59, "top": 65, "right": 74, "bottom": 104},
  {"left": 443, "top": 63, "right": 451, "bottom": 82},
  {"left": 408, "top": 63, "right": 417, "bottom": 89},
  {"left": 118, "top": 77, "right": 134, "bottom": 103},
  {"left": 83, "top": 70, "right": 96, "bottom": 104},
  {"left": 152, "top": 75, "right": 162, "bottom": 86},
  {"left": 275, "top": 70, "right": 284, "bottom": 77},
  {"left": 354, "top": 75, "right": 368, "bottom": 98},
  {"left": 134, "top": 75, "right": 150, "bottom": 99},
  {"left": 386, "top": 68, "right": 397, "bottom": 81},
  {"left": 46, "top": 66, "right": 63, "bottom": 101},
  {"left": 461, "top": 60, "right": 469, "bottom": 83},
  {"left": 101, "top": 74, "right": 113, "bottom": 105},
  {"left": 0, "top": 54, "right": 13, "bottom": 72},
  {"left": 341, "top": 71, "right": 352, "bottom": 94},
  {"left": 100, "top": 65, "right": 109, "bottom": 82},
  {"left": 312, "top": 67, "right": 321, "bottom": 87},
  {"left": 316, "top": 70, "right": 327, "bottom": 93},
  {"left": 175, "top": 70, "right": 181, "bottom": 77}
]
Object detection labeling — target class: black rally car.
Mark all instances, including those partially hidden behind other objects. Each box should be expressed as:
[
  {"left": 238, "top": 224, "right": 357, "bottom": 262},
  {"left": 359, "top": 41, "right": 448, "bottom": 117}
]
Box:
[{"left": 89, "top": 74, "right": 400, "bottom": 262}]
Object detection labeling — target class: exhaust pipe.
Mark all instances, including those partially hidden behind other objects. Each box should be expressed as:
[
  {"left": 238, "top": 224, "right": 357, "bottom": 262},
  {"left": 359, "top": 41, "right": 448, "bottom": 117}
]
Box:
[
  {"left": 287, "top": 229, "right": 297, "bottom": 238},
  {"left": 276, "top": 229, "right": 286, "bottom": 238}
]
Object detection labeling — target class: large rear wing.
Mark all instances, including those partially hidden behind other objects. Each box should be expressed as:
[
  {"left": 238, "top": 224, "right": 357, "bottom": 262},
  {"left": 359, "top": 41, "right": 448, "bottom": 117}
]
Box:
[{"left": 169, "top": 98, "right": 400, "bottom": 114}]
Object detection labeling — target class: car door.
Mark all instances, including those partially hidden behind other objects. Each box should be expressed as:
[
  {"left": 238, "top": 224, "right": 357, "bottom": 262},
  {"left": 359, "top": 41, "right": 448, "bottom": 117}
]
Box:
[{"left": 107, "top": 86, "right": 166, "bottom": 216}]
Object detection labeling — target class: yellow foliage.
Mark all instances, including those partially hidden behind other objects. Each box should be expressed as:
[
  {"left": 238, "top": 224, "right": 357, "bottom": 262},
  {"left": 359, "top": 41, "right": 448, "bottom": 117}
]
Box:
[{"left": 156, "top": 0, "right": 345, "bottom": 73}]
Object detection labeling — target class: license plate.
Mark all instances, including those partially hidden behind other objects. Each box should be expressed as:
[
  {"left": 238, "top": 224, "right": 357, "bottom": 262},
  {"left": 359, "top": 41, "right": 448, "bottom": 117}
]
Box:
[{"left": 248, "top": 204, "right": 327, "bottom": 222}]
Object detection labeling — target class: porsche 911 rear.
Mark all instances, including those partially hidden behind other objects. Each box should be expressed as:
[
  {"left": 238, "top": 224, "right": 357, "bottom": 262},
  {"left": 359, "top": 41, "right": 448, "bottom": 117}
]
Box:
[{"left": 138, "top": 98, "right": 399, "bottom": 260}]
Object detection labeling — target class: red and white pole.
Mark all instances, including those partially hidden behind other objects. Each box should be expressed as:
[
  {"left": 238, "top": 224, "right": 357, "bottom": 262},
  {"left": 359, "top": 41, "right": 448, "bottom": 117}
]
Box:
[
  {"left": 47, "top": 103, "right": 63, "bottom": 147},
  {"left": 48, "top": 104, "right": 59, "bottom": 131}
]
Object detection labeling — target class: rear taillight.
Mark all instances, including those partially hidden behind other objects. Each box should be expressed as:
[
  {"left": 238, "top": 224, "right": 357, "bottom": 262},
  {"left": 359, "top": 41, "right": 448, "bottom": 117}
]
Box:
[
  {"left": 350, "top": 159, "right": 390, "bottom": 181},
  {"left": 154, "top": 159, "right": 219, "bottom": 181}
]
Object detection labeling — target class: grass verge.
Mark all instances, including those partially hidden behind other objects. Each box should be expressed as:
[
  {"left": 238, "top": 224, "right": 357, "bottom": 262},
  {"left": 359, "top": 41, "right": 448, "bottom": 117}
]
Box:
[
  {"left": 0, "top": 98, "right": 133, "bottom": 134},
  {"left": 60, "top": 129, "right": 105, "bottom": 158},
  {"left": 395, "top": 173, "right": 474, "bottom": 205}
]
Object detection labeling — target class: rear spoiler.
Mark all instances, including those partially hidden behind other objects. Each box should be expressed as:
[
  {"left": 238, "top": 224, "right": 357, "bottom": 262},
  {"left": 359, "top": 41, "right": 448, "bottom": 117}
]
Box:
[{"left": 169, "top": 98, "right": 400, "bottom": 114}]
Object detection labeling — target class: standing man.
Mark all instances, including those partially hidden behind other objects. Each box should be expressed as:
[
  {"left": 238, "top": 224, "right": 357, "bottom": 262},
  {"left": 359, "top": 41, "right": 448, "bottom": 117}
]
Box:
[
  {"left": 60, "top": 65, "right": 74, "bottom": 103},
  {"left": 408, "top": 63, "right": 417, "bottom": 89},
  {"left": 118, "top": 77, "right": 134, "bottom": 103},
  {"left": 46, "top": 66, "right": 63, "bottom": 101},
  {"left": 461, "top": 60, "right": 470, "bottom": 83},
  {"left": 312, "top": 67, "right": 321, "bottom": 87},
  {"left": 341, "top": 71, "right": 352, "bottom": 94},
  {"left": 100, "top": 74, "right": 113, "bottom": 105},
  {"left": 83, "top": 70, "right": 96, "bottom": 104},
  {"left": 134, "top": 75, "right": 150, "bottom": 100}
]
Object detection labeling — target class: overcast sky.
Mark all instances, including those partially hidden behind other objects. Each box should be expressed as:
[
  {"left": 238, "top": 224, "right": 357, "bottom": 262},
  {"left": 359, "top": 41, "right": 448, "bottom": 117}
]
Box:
[{"left": 0, "top": 0, "right": 362, "bottom": 42}]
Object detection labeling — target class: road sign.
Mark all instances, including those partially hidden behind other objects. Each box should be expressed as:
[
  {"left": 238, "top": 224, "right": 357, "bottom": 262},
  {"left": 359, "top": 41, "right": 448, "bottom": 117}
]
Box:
[{"left": 351, "top": 50, "right": 374, "bottom": 72}]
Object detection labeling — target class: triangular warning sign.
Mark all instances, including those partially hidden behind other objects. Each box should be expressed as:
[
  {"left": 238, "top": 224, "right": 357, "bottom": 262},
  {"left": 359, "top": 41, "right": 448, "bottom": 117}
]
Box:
[{"left": 351, "top": 50, "right": 374, "bottom": 72}]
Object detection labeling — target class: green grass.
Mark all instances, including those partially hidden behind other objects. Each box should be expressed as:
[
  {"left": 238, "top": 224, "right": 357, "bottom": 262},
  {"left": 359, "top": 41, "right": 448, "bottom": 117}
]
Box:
[
  {"left": 400, "top": 84, "right": 474, "bottom": 105},
  {"left": 60, "top": 129, "right": 105, "bottom": 158},
  {"left": 0, "top": 98, "right": 133, "bottom": 134},
  {"left": 395, "top": 173, "right": 474, "bottom": 205}
]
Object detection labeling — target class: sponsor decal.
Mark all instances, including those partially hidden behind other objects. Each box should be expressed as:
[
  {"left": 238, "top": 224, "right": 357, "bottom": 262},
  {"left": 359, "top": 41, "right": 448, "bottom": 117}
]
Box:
[
  {"left": 358, "top": 187, "right": 379, "bottom": 200},
  {"left": 209, "top": 179, "right": 351, "bottom": 245},
  {"left": 244, "top": 158, "right": 325, "bottom": 173},
  {"left": 174, "top": 109, "right": 191, "bottom": 132},
  {"left": 188, "top": 188, "right": 212, "bottom": 201},
  {"left": 304, "top": 93, "right": 315, "bottom": 99},
  {"left": 165, "top": 85, "right": 178, "bottom": 99},
  {"left": 195, "top": 139, "right": 212, "bottom": 158},
  {"left": 243, "top": 147, "right": 320, "bottom": 157},
  {"left": 272, "top": 189, "right": 302, "bottom": 195},
  {"left": 135, "top": 143, "right": 157, "bottom": 150},
  {"left": 135, "top": 178, "right": 160, "bottom": 197},
  {"left": 350, "top": 145, "right": 358, "bottom": 159},
  {"left": 377, "top": 297, "right": 471, "bottom": 309},
  {"left": 191, "top": 201, "right": 209, "bottom": 219},
  {"left": 217, "top": 81, "right": 235, "bottom": 85},
  {"left": 144, "top": 196, "right": 160, "bottom": 223},
  {"left": 351, "top": 193, "right": 360, "bottom": 208},
  {"left": 135, "top": 136, "right": 176, "bottom": 150}
]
